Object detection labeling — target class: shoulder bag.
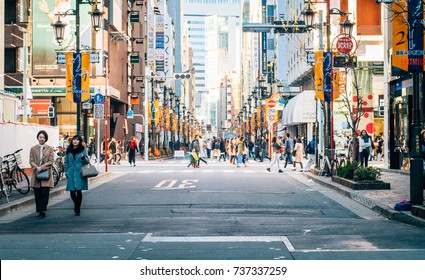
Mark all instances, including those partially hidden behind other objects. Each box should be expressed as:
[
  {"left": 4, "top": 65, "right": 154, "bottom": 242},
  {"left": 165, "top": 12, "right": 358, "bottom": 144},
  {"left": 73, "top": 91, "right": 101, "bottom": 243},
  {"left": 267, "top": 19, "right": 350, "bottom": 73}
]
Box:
[
  {"left": 36, "top": 147, "right": 51, "bottom": 181},
  {"left": 36, "top": 169, "right": 51, "bottom": 181},
  {"left": 80, "top": 163, "right": 99, "bottom": 179}
]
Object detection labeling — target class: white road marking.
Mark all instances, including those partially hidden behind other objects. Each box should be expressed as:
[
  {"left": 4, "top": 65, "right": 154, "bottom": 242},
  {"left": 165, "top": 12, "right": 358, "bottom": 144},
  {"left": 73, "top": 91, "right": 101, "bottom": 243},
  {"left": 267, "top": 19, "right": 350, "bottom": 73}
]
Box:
[{"left": 142, "top": 233, "right": 291, "bottom": 244}]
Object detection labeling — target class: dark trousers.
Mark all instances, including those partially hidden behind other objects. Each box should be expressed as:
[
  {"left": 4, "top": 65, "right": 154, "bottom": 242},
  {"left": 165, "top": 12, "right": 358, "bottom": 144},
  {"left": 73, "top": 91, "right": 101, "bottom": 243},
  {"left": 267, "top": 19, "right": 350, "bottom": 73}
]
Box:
[
  {"left": 34, "top": 187, "right": 50, "bottom": 213},
  {"left": 360, "top": 150, "right": 369, "bottom": 167},
  {"left": 284, "top": 152, "right": 293, "bottom": 168},
  {"left": 70, "top": 190, "right": 83, "bottom": 214}
]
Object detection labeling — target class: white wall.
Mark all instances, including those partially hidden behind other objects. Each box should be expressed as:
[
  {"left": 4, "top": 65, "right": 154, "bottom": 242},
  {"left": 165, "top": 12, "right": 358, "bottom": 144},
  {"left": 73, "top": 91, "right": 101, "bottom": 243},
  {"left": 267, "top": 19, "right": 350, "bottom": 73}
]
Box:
[{"left": 0, "top": 123, "right": 59, "bottom": 168}]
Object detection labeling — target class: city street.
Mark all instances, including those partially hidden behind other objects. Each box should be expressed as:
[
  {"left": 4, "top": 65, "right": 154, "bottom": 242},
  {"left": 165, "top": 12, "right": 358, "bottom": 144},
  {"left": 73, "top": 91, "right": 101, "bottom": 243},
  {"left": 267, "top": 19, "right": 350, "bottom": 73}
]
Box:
[{"left": 0, "top": 158, "right": 425, "bottom": 260}]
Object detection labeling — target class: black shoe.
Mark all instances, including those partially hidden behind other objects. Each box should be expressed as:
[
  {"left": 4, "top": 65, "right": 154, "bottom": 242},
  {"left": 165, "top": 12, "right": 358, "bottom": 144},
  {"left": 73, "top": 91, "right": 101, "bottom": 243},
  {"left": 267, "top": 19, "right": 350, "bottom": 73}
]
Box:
[
  {"left": 38, "top": 211, "right": 46, "bottom": 217},
  {"left": 279, "top": 170, "right": 284, "bottom": 173},
  {"left": 75, "top": 212, "right": 80, "bottom": 216},
  {"left": 266, "top": 168, "right": 271, "bottom": 172}
]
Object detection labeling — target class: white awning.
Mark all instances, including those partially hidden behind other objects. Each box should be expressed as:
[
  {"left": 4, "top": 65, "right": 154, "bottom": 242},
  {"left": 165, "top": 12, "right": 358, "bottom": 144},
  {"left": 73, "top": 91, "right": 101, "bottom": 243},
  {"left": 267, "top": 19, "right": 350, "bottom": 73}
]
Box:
[{"left": 282, "top": 90, "right": 317, "bottom": 125}]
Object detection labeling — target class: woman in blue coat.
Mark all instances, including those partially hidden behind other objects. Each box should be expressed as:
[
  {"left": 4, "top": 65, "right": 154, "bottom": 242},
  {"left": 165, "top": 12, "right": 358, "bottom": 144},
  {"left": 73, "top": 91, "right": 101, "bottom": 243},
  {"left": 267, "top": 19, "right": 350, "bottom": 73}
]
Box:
[{"left": 65, "top": 135, "right": 89, "bottom": 216}]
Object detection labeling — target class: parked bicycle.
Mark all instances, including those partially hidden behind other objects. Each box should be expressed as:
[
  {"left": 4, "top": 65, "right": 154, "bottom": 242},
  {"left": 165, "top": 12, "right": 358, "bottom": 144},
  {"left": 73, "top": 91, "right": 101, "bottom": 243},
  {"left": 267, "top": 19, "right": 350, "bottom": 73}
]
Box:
[
  {"left": 331, "top": 151, "right": 348, "bottom": 176},
  {"left": 2, "top": 149, "right": 30, "bottom": 195},
  {"left": 0, "top": 156, "right": 12, "bottom": 201},
  {"left": 53, "top": 147, "right": 65, "bottom": 187}
]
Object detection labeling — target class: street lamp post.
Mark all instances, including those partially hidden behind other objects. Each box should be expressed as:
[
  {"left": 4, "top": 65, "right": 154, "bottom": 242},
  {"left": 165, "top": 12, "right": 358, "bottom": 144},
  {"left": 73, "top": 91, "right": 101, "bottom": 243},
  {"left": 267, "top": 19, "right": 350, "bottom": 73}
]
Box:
[
  {"left": 175, "top": 96, "right": 180, "bottom": 149},
  {"left": 303, "top": 0, "right": 354, "bottom": 175},
  {"left": 182, "top": 105, "right": 186, "bottom": 147},
  {"left": 52, "top": 1, "right": 103, "bottom": 140}
]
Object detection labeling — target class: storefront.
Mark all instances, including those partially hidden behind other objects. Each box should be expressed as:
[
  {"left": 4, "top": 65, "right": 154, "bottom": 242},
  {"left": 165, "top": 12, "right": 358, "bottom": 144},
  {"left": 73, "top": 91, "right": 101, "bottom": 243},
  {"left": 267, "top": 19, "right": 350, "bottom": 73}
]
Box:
[
  {"left": 389, "top": 75, "right": 425, "bottom": 170},
  {"left": 281, "top": 90, "right": 317, "bottom": 141}
]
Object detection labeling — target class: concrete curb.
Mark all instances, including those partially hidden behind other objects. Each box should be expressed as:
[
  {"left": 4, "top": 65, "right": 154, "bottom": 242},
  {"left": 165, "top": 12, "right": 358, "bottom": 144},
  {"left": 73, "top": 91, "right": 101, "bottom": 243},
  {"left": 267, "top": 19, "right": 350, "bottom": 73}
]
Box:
[
  {"left": 302, "top": 172, "right": 425, "bottom": 228},
  {"left": 0, "top": 172, "right": 114, "bottom": 217}
]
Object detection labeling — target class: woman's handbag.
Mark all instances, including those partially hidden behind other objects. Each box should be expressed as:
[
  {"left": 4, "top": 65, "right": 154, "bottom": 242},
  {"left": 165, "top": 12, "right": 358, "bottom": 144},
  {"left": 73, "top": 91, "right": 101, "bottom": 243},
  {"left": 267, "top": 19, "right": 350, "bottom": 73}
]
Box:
[
  {"left": 80, "top": 164, "right": 99, "bottom": 179},
  {"left": 36, "top": 168, "right": 51, "bottom": 181}
]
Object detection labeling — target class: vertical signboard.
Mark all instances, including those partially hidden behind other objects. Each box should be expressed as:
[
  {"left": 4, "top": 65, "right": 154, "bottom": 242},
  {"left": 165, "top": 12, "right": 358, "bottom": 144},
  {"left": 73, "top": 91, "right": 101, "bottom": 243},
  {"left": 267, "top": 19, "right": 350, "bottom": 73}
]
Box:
[
  {"left": 323, "top": 52, "right": 332, "bottom": 102},
  {"left": 261, "top": 0, "right": 267, "bottom": 74},
  {"left": 408, "top": 0, "right": 424, "bottom": 72}
]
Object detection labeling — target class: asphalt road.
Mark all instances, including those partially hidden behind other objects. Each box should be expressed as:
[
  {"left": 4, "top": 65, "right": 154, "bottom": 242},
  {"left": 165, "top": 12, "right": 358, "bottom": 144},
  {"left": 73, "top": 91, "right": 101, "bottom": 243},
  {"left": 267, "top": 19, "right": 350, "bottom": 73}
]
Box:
[{"left": 1, "top": 159, "right": 425, "bottom": 260}]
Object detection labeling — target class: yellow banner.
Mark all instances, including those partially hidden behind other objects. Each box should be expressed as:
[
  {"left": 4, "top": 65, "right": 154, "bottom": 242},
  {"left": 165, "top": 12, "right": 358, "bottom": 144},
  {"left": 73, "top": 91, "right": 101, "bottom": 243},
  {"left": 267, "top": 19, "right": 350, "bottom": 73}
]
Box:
[
  {"left": 148, "top": 101, "right": 151, "bottom": 121},
  {"left": 315, "top": 51, "right": 324, "bottom": 100},
  {"left": 251, "top": 113, "right": 255, "bottom": 133},
  {"left": 332, "top": 68, "right": 340, "bottom": 100},
  {"left": 339, "top": 69, "right": 346, "bottom": 95},
  {"left": 165, "top": 108, "right": 170, "bottom": 130},
  {"left": 257, "top": 108, "right": 261, "bottom": 128},
  {"left": 81, "top": 52, "right": 90, "bottom": 102},
  {"left": 154, "top": 100, "right": 159, "bottom": 125},
  {"left": 392, "top": 1, "right": 408, "bottom": 71},
  {"left": 172, "top": 114, "right": 177, "bottom": 132},
  {"left": 65, "top": 52, "right": 74, "bottom": 101}
]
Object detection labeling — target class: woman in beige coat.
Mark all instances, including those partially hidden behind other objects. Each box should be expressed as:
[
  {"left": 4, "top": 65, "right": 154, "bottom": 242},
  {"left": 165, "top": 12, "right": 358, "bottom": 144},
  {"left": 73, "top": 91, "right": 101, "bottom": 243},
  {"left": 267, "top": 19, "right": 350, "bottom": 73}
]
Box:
[
  {"left": 292, "top": 137, "right": 304, "bottom": 171},
  {"left": 29, "top": 130, "right": 55, "bottom": 217}
]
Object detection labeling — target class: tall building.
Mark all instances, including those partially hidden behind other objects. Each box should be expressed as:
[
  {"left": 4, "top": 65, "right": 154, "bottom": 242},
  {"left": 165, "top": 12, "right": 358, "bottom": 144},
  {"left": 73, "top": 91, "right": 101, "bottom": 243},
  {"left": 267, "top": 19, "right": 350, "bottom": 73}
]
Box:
[{"left": 183, "top": 0, "right": 241, "bottom": 133}]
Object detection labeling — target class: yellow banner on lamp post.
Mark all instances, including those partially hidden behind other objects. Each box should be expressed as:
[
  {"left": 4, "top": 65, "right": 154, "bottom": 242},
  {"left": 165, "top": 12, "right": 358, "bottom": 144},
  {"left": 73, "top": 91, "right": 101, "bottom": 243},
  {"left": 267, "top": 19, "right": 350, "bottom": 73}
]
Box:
[
  {"left": 81, "top": 52, "right": 90, "bottom": 102},
  {"left": 65, "top": 52, "right": 74, "bottom": 101},
  {"left": 392, "top": 1, "right": 408, "bottom": 72},
  {"left": 154, "top": 100, "right": 159, "bottom": 125},
  {"left": 315, "top": 51, "right": 324, "bottom": 100},
  {"left": 332, "top": 68, "right": 340, "bottom": 100}
]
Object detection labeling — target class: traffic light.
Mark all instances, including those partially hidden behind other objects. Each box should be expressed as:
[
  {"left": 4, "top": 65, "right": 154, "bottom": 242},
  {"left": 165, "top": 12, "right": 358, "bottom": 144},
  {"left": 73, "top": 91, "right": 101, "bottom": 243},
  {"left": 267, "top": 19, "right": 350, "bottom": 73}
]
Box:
[
  {"left": 379, "top": 105, "right": 384, "bottom": 116},
  {"left": 174, "top": 73, "right": 192, "bottom": 79},
  {"left": 48, "top": 106, "right": 55, "bottom": 118},
  {"left": 29, "top": 106, "right": 33, "bottom": 118}
]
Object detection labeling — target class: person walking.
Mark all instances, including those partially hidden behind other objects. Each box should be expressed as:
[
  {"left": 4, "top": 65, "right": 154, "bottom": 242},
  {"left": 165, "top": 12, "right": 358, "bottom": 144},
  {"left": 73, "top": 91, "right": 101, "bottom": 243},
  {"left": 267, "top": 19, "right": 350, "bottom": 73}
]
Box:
[
  {"left": 303, "top": 135, "right": 316, "bottom": 172},
  {"left": 64, "top": 135, "right": 90, "bottom": 216},
  {"left": 115, "top": 140, "right": 124, "bottom": 165},
  {"left": 127, "top": 136, "right": 139, "bottom": 166},
  {"left": 219, "top": 137, "right": 226, "bottom": 162},
  {"left": 29, "top": 130, "right": 55, "bottom": 217},
  {"left": 292, "top": 136, "right": 304, "bottom": 171},
  {"left": 87, "top": 138, "right": 96, "bottom": 162},
  {"left": 284, "top": 133, "right": 294, "bottom": 168},
  {"left": 108, "top": 137, "right": 117, "bottom": 165},
  {"left": 236, "top": 137, "right": 247, "bottom": 167},
  {"left": 266, "top": 137, "right": 283, "bottom": 173},
  {"left": 210, "top": 137, "right": 220, "bottom": 161},
  {"left": 359, "top": 129, "right": 372, "bottom": 167},
  {"left": 260, "top": 136, "right": 270, "bottom": 162}
]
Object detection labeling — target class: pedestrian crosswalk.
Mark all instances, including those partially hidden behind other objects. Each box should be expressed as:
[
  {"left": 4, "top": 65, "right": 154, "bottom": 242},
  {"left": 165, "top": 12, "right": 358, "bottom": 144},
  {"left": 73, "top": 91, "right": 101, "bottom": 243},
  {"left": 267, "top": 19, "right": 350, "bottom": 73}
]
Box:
[{"left": 112, "top": 168, "right": 262, "bottom": 174}]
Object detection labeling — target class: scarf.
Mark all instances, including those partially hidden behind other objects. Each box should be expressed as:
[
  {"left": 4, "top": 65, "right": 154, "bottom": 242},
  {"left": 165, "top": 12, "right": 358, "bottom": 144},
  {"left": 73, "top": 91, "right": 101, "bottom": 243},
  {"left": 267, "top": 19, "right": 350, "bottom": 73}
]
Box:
[
  {"left": 68, "top": 145, "right": 85, "bottom": 159},
  {"left": 361, "top": 135, "right": 369, "bottom": 143}
]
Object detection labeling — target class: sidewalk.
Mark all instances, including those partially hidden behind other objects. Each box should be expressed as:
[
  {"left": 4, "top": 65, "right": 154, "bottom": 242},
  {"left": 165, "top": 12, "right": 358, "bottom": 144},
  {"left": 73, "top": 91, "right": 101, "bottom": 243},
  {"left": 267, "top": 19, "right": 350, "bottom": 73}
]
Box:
[
  {"left": 302, "top": 160, "right": 425, "bottom": 227},
  {"left": 0, "top": 172, "right": 114, "bottom": 217}
]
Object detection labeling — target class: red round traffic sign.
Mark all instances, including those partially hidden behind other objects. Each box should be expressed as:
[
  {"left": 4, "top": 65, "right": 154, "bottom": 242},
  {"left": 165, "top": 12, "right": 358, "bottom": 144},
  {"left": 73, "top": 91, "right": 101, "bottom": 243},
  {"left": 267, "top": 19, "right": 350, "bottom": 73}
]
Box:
[
  {"left": 268, "top": 99, "right": 276, "bottom": 108},
  {"left": 336, "top": 37, "right": 354, "bottom": 54}
]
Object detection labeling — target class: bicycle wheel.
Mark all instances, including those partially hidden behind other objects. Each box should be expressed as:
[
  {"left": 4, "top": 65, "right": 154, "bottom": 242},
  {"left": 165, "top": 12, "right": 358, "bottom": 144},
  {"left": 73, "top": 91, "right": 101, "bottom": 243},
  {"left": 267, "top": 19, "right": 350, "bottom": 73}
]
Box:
[
  {"left": 331, "top": 160, "right": 339, "bottom": 176},
  {"left": 53, "top": 168, "right": 60, "bottom": 187},
  {"left": 13, "top": 167, "right": 30, "bottom": 194},
  {"left": 0, "top": 180, "right": 13, "bottom": 198}
]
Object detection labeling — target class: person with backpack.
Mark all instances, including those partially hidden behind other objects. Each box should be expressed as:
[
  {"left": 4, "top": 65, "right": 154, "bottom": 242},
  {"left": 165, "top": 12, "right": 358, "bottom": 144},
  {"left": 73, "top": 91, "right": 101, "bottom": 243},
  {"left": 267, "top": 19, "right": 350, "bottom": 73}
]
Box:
[
  {"left": 210, "top": 137, "right": 221, "bottom": 161},
  {"left": 303, "top": 135, "right": 316, "bottom": 172}
]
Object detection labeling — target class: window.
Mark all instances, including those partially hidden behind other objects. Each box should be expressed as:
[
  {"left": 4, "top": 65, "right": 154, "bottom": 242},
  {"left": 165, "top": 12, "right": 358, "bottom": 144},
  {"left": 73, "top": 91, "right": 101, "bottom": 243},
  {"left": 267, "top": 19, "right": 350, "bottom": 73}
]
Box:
[
  {"left": 218, "top": 32, "right": 228, "bottom": 48},
  {"left": 354, "top": 0, "right": 382, "bottom": 35},
  {"left": 5, "top": 0, "right": 17, "bottom": 24},
  {"left": 5, "top": 49, "right": 17, "bottom": 73}
]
